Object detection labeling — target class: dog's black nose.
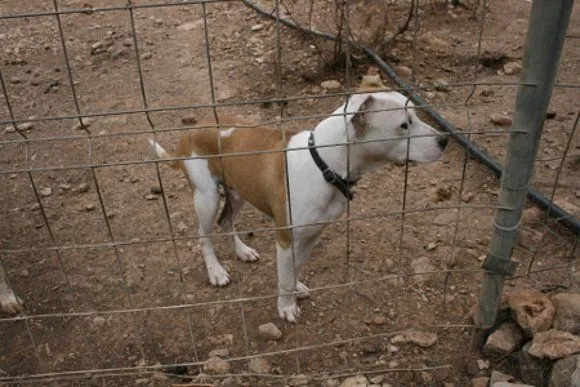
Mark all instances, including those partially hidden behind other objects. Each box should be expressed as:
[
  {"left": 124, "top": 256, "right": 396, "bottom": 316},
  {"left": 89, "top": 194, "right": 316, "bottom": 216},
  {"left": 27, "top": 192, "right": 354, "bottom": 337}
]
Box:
[{"left": 437, "top": 135, "right": 448, "bottom": 150}]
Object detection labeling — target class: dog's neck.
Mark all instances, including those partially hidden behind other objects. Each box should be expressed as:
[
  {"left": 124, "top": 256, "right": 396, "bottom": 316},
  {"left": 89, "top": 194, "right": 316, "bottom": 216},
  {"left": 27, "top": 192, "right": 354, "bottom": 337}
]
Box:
[{"left": 312, "top": 104, "right": 367, "bottom": 181}]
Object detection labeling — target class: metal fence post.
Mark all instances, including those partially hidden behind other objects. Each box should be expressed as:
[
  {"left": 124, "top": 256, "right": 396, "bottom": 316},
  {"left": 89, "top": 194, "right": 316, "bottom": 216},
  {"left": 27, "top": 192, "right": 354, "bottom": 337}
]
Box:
[{"left": 476, "top": 0, "right": 574, "bottom": 328}]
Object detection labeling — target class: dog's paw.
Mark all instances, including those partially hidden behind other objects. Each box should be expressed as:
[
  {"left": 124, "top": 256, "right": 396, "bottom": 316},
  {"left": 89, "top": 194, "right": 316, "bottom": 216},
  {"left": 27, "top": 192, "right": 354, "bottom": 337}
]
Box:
[
  {"left": 278, "top": 303, "right": 301, "bottom": 323},
  {"left": 0, "top": 291, "right": 23, "bottom": 315},
  {"left": 296, "top": 282, "right": 310, "bottom": 299},
  {"left": 235, "top": 243, "right": 260, "bottom": 262},
  {"left": 208, "top": 265, "right": 230, "bottom": 287}
]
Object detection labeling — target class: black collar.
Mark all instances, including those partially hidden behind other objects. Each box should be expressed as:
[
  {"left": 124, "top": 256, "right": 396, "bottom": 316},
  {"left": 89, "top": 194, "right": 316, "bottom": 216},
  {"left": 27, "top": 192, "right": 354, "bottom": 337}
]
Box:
[{"left": 308, "top": 132, "right": 357, "bottom": 201}]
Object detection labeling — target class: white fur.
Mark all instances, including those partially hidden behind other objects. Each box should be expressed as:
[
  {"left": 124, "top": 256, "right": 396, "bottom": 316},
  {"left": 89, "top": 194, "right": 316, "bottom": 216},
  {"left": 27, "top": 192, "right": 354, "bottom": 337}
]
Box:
[
  {"left": 150, "top": 90, "right": 445, "bottom": 322},
  {"left": 0, "top": 264, "right": 22, "bottom": 315},
  {"left": 220, "top": 127, "right": 237, "bottom": 138}
]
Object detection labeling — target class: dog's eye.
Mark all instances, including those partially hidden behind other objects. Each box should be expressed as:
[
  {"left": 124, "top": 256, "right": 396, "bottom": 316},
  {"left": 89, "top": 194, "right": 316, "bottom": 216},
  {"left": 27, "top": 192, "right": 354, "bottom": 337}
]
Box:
[{"left": 400, "top": 122, "right": 409, "bottom": 130}]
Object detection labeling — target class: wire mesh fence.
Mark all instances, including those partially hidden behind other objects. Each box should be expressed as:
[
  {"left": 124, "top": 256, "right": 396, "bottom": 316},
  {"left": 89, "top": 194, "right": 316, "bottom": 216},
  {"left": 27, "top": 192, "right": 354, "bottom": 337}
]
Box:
[{"left": 0, "top": 0, "right": 578, "bottom": 385}]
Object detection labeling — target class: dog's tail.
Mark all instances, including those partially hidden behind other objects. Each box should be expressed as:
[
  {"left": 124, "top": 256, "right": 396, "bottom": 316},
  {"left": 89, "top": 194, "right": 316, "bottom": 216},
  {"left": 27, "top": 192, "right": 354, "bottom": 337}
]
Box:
[{"left": 148, "top": 139, "right": 181, "bottom": 170}]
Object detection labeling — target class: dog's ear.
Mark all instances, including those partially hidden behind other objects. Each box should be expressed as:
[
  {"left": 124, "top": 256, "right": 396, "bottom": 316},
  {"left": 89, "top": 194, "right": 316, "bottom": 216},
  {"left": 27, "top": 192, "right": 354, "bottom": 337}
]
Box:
[{"left": 347, "top": 94, "right": 374, "bottom": 138}]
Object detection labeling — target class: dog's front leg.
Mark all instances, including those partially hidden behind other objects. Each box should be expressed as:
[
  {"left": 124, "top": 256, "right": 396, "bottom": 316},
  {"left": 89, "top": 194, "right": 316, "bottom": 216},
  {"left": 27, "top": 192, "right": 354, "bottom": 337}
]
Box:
[
  {"left": 0, "top": 263, "right": 22, "bottom": 315},
  {"left": 276, "top": 243, "right": 300, "bottom": 322}
]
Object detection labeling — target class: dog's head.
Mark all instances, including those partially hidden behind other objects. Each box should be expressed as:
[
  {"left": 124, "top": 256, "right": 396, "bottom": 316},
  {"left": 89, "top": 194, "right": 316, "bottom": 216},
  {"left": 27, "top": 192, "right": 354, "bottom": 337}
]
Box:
[{"left": 344, "top": 76, "right": 447, "bottom": 164}]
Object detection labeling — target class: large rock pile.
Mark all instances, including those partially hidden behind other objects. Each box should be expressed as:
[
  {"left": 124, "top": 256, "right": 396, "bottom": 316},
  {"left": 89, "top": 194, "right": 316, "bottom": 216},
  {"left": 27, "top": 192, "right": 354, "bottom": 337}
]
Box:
[{"left": 479, "top": 290, "right": 580, "bottom": 386}]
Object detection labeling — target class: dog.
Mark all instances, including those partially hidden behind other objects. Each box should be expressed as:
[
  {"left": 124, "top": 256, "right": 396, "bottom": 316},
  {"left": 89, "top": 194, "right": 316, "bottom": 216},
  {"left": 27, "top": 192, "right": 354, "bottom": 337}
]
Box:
[
  {"left": 150, "top": 70, "right": 447, "bottom": 322},
  {"left": 0, "top": 264, "right": 22, "bottom": 315}
]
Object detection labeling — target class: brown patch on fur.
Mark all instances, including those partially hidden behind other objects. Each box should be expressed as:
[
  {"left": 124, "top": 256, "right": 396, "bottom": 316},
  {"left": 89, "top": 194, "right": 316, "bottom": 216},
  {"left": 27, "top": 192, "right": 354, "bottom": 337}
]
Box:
[{"left": 169, "top": 116, "right": 294, "bottom": 248}]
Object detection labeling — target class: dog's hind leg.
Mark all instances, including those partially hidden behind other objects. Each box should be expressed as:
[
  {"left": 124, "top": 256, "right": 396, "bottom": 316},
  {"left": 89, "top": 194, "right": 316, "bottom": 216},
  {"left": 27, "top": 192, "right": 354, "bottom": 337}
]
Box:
[
  {"left": 184, "top": 158, "right": 230, "bottom": 287},
  {"left": 218, "top": 188, "right": 260, "bottom": 262}
]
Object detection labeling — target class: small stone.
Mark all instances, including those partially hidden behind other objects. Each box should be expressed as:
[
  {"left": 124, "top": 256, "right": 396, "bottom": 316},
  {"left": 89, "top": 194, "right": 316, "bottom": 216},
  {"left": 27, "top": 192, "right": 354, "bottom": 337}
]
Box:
[
  {"left": 251, "top": 23, "right": 264, "bottom": 32},
  {"left": 546, "top": 110, "right": 557, "bottom": 119},
  {"left": 289, "top": 374, "right": 309, "bottom": 386},
  {"left": 208, "top": 348, "right": 230, "bottom": 358},
  {"left": 404, "top": 331, "right": 438, "bottom": 348},
  {"left": 411, "top": 257, "right": 436, "bottom": 284},
  {"left": 150, "top": 186, "right": 162, "bottom": 195},
  {"left": 394, "top": 65, "right": 412, "bottom": 77},
  {"left": 507, "top": 289, "right": 556, "bottom": 335},
  {"left": 490, "top": 114, "right": 512, "bottom": 127},
  {"left": 433, "top": 210, "right": 458, "bottom": 226},
  {"left": 434, "top": 79, "right": 450, "bottom": 92},
  {"left": 177, "top": 221, "right": 189, "bottom": 234},
  {"left": 259, "top": 322, "right": 282, "bottom": 340},
  {"left": 477, "top": 359, "right": 490, "bottom": 370},
  {"left": 249, "top": 357, "right": 270, "bottom": 374},
  {"left": 462, "top": 192, "right": 475, "bottom": 203},
  {"left": 370, "top": 375, "right": 384, "bottom": 384},
  {"left": 30, "top": 203, "right": 41, "bottom": 211},
  {"left": 203, "top": 356, "right": 230, "bottom": 374},
  {"left": 391, "top": 334, "right": 406, "bottom": 344},
  {"left": 419, "top": 33, "right": 451, "bottom": 51},
  {"left": 339, "top": 375, "right": 368, "bottom": 387},
  {"left": 207, "top": 333, "right": 234, "bottom": 347},
  {"left": 388, "top": 360, "right": 399, "bottom": 369},
  {"left": 151, "top": 373, "right": 170, "bottom": 382},
  {"left": 425, "top": 91, "right": 436, "bottom": 99},
  {"left": 490, "top": 370, "right": 516, "bottom": 384},
  {"left": 485, "top": 322, "right": 523, "bottom": 354},
  {"left": 472, "top": 377, "right": 490, "bottom": 387},
  {"left": 141, "top": 52, "right": 152, "bottom": 60},
  {"left": 181, "top": 116, "right": 197, "bottom": 125},
  {"left": 154, "top": 18, "right": 163, "bottom": 25},
  {"left": 321, "top": 80, "right": 342, "bottom": 91},
  {"left": 552, "top": 293, "right": 580, "bottom": 335},
  {"left": 177, "top": 21, "right": 200, "bottom": 31},
  {"left": 503, "top": 61, "right": 522, "bottom": 75},
  {"left": 528, "top": 329, "right": 580, "bottom": 359},
  {"left": 493, "top": 383, "right": 534, "bottom": 387},
  {"left": 71, "top": 117, "right": 95, "bottom": 131},
  {"left": 135, "top": 378, "right": 149, "bottom": 385},
  {"left": 19, "top": 122, "right": 33, "bottom": 131},
  {"left": 425, "top": 242, "right": 437, "bottom": 251},
  {"left": 324, "top": 379, "right": 341, "bottom": 387},
  {"left": 4, "top": 125, "right": 15, "bottom": 133},
  {"left": 40, "top": 187, "right": 53, "bottom": 197},
  {"left": 77, "top": 182, "right": 90, "bottom": 193},
  {"left": 373, "top": 315, "right": 387, "bottom": 325},
  {"left": 19, "top": 269, "right": 30, "bottom": 278},
  {"left": 59, "top": 183, "right": 71, "bottom": 190},
  {"left": 84, "top": 203, "right": 96, "bottom": 212},
  {"left": 93, "top": 316, "right": 106, "bottom": 327},
  {"left": 9, "top": 76, "right": 22, "bottom": 84},
  {"left": 145, "top": 194, "right": 158, "bottom": 200}
]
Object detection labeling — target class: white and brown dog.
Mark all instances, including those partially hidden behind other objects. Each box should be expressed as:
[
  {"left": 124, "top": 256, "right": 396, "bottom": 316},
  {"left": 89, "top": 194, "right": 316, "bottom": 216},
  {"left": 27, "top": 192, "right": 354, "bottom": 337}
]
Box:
[{"left": 149, "top": 72, "right": 447, "bottom": 322}]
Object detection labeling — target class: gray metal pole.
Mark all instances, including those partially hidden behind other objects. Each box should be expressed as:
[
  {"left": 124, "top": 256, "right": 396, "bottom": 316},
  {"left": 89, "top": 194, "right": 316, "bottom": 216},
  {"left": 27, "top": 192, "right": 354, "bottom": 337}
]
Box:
[{"left": 476, "top": 0, "right": 574, "bottom": 328}]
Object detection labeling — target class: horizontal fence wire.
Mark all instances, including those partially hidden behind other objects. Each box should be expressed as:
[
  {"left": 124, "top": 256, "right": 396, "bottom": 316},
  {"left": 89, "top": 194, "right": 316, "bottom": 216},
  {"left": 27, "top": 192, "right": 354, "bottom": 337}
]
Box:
[{"left": 0, "top": 0, "right": 578, "bottom": 384}]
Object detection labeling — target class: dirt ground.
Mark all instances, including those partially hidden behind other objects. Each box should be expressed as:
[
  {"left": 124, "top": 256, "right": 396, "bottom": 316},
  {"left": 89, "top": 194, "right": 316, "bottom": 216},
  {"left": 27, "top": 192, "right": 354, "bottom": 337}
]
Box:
[{"left": 0, "top": 0, "right": 578, "bottom": 386}]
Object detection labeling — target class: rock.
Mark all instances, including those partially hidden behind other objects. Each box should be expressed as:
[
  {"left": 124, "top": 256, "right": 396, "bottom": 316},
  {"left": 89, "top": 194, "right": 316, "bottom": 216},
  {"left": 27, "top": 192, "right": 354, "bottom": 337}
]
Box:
[
  {"left": 425, "top": 242, "right": 437, "bottom": 251},
  {"left": 177, "top": 221, "right": 189, "bottom": 234},
  {"left": 391, "top": 334, "right": 406, "bottom": 344},
  {"left": 546, "top": 109, "right": 557, "bottom": 119},
  {"left": 71, "top": 117, "right": 95, "bottom": 131},
  {"left": 208, "top": 333, "right": 234, "bottom": 346},
  {"left": 404, "top": 331, "right": 438, "bottom": 348},
  {"left": 434, "top": 79, "right": 450, "bottom": 92},
  {"left": 490, "top": 371, "right": 516, "bottom": 384},
  {"left": 492, "top": 383, "right": 534, "bottom": 387},
  {"left": 221, "top": 376, "right": 242, "bottom": 387},
  {"left": 373, "top": 315, "right": 387, "bottom": 325},
  {"left": 370, "top": 375, "right": 384, "bottom": 384},
  {"left": 9, "top": 76, "right": 22, "bottom": 84},
  {"left": 208, "top": 348, "right": 230, "bottom": 358},
  {"left": 419, "top": 33, "right": 451, "bottom": 51},
  {"left": 324, "top": 379, "right": 341, "bottom": 387},
  {"left": 433, "top": 210, "right": 458, "bottom": 226},
  {"left": 251, "top": 23, "right": 264, "bottom": 31},
  {"left": 517, "top": 341, "right": 551, "bottom": 387},
  {"left": 248, "top": 357, "right": 270, "bottom": 374},
  {"left": 141, "top": 52, "right": 152, "bottom": 60},
  {"left": 549, "top": 354, "right": 580, "bottom": 387},
  {"left": 485, "top": 323, "right": 523, "bottom": 354},
  {"left": 93, "top": 316, "right": 106, "bottom": 327},
  {"left": 477, "top": 359, "right": 490, "bottom": 370},
  {"left": 4, "top": 125, "right": 16, "bottom": 133},
  {"left": 472, "top": 377, "right": 489, "bottom": 387},
  {"left": 528, "top": 329, "right": 580, "bottom": 359},
  {"left": 321, "top": 80, "right": 342, "bottom": 91},
  {"left": 339, "top": 375, "right": 368, "bottom": 387},
  {"left": 259, "top": 322, "right": 282, "bottom": 341},
  {"left": 490, "top": 114, "right": 512, "bottom": 126},
  {"left": 39, "top": 187, "right": 53, "bottom": 197},
  {"left": 203, "top": 356, "right": 230, "bottom": 374},
  {"left": 508, "top": 289, "right": 556, "bottom": 335},
  {"left": 552, "top": 293, "right": 580, "bottom": 335},
  {"left": 151, "top": 372, "right": 170, "bottom": 382},
  {"left": 84, "top": 203, "right": 96, "bottom": 212},
  {"left": 411, "top": 257, "right": 436, "bottom": 284},
  {"left": 394, "top": 65, "right": 412, "bottom": 77},
  {"left": 462, "top": 192, "right": 475, "bottom": 203},
  {"left": 289, "top": 374, "right": 309, "bottom": 386},
  {"left": 76, "top": 182, "right": 90, "bottom": 193},
  {"left": 19, "top": 122, "right": 33, "bottom": 131},
  {"left": 145, "top": 194, "right": 158, "bottom": 200},
  {"left": 150, "top": 186, "right": 162, "bottom": 195},
  {"left": 181, "top": 116, "right": 197, "bottom": 125},
  {"left": 503, "top": 62, "right": 522, "bottom": 75},
  {"left": 177, "top": 21, "right": 201, "bottom": 31},
  {"left": 135, "top": 378, "right": 149, "bottom": 385}
]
